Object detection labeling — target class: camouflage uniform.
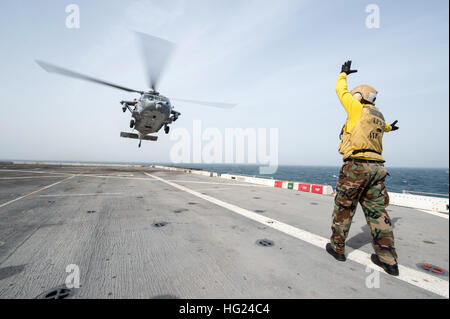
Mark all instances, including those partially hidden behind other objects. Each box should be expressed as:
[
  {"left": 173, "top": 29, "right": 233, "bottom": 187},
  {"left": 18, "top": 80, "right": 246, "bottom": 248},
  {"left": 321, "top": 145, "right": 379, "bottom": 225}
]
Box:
[{"left": 330, "top": 161, "right": 398, "bottom": 265}]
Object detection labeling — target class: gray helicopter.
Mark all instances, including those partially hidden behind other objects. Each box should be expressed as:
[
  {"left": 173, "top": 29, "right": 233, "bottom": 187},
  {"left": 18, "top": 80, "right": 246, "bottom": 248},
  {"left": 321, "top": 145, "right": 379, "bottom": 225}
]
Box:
[{"left": 36, "top": 32, "right": 235, "bottom": 147}]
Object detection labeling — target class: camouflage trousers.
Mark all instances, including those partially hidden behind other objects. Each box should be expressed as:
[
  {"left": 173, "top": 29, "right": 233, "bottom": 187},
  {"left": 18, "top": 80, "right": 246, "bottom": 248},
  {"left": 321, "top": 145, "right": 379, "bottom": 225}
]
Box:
[{"left": 330, "top": 161, "right": 398, "bottom": 265}]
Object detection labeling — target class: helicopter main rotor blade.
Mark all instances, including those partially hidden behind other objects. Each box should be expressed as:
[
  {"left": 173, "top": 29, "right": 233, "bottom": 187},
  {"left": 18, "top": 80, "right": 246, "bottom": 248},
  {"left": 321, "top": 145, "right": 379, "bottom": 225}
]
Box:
[
  {"left": 136, "top": 32, "right": 175, "bottom": 91},
  {"left": 36, "top": 60, "right": 144, "bottom": 94},
  {"left": 171, "top": 98, "right": 237, "bottom": 109}
]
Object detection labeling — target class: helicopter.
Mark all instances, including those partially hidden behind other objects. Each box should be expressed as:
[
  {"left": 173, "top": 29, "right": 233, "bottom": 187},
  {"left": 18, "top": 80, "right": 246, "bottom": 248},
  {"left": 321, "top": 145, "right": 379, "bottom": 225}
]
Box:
[{"left": 36, "top": 32, "right": 235, "bottom": 147}]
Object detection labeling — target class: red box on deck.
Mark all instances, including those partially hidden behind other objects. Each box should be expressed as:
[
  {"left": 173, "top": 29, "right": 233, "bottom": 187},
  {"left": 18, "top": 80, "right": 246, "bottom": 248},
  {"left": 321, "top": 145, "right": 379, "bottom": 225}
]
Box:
[
  {"left": 298, "top": 183, "right": 311, "bottom": 192},
  {"left": 311, "top": 185, "right": 324, "bottom": 194},
  {"left": 274, "top": 181, "right": 283, "bottom": 188}
]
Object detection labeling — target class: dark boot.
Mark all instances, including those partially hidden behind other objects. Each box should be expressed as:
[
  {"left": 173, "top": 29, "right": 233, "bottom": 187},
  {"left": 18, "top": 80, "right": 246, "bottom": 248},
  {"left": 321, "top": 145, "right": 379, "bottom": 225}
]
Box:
[
  {"left": 371, "top": 254, "right": 399, "bottom": 276},
  {"left": 326, "top": 243, "right": 346, "bottom": 262}
]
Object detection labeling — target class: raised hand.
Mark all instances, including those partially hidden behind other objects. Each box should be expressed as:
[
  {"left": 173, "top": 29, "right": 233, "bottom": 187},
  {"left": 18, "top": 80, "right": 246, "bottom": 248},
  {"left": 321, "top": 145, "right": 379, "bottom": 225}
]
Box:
[
  {"left": 341, "top": 60, "right": 358, "bottom": 75},
  {"left": 390, "top": 120, "right": 399, "bottom": 131}
]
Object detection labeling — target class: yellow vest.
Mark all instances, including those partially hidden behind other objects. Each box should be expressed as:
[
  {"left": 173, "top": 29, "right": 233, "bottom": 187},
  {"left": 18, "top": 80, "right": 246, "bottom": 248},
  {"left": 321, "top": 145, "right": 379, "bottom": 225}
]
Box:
[{"left": 339, "top": 104, "right": 386, "bottom": 162}]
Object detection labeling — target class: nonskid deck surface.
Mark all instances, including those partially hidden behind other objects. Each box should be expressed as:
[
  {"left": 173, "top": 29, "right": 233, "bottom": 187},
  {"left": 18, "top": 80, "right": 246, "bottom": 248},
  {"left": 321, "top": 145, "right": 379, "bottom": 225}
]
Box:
[{"left": 0, "top": 163, "right": 448, "bottom": 299}]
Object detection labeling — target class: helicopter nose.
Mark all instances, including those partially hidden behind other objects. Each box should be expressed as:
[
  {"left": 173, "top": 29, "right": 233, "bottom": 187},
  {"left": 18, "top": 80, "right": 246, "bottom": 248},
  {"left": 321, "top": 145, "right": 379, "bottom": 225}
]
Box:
[
  {"left": 155, "top": 101, "right": 168, "bottom": 108},
  {"left": 141, "top": 101, "right": 167, "bottom": 114}
]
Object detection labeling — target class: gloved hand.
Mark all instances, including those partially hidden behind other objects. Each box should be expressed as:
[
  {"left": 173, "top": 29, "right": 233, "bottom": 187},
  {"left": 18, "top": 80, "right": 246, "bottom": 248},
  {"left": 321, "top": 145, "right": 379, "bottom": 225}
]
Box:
[
  {"left": 341, "top": 60, "right": 358, "bottom": 75},
  {"left": 390, "top": 120, "right": 399, "bottom": 131}
]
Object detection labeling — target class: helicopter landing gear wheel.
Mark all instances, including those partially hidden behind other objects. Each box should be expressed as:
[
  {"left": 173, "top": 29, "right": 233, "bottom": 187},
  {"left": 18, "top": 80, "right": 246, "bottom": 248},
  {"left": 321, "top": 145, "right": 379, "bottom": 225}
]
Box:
[
  {"left": 164, "top": 125, "right": 170, "bottom": 134},
  {"left": 122, "top": 106, "right": 127, "bottom": 113},
  {"left": 130, "top": 119, "right": 135, "bottom": 128}
]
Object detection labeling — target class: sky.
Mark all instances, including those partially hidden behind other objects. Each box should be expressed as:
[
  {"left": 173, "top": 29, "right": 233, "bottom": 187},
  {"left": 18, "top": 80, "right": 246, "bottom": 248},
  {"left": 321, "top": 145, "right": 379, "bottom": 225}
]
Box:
[{"left": 0, "top": 0, "right": 448, "bottom": 168}]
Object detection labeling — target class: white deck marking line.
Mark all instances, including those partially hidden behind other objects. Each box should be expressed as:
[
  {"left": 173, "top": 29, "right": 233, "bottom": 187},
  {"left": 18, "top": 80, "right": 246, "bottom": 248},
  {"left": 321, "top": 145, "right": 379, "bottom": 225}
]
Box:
[
  {"left": 145, "top": 172, "right": 449, "bottom": 298},
  {"left": 0, "top": 175, "right": 75, "bottom": 209},
  {"left": 167, "top": 180, "right": 269, "bottom": 187},
  {"left": 0, "top": 176, "right": 64, "bottom": 180},
  {"left": 39, "top": 193, "right": 123, "bottom": 197},
  {"left": 78, "top": 174, "right": 153, "bottom": 180},
  {"left": 0, "top": 169, "right": 73, "bottom": 176},
  {"left": 194, "top": 188, "right": 233, "bottom": 192},
  {"left": 418, "top": 209, "right": 449, "bottom": 219}
]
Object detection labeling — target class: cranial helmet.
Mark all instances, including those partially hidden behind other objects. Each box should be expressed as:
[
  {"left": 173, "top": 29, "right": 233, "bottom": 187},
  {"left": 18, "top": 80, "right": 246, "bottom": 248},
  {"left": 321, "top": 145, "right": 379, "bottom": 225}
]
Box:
[{"left": 350, "top": 85, "right": 378, "bottom": 104}]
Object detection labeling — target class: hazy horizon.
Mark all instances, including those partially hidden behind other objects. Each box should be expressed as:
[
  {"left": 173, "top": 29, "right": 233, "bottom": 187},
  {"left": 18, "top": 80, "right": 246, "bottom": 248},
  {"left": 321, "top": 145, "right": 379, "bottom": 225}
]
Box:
[{"left": 1, "top": 158, "right": 448, "bottom": 170}]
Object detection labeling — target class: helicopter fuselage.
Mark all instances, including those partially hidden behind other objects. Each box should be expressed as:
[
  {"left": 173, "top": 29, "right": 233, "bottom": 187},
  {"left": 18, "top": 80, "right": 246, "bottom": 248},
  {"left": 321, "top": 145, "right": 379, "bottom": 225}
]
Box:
[
  {"left": 134, "top": 94, "right": 171, "bottom": 134},
  {"left": 122, "top": 93, "right": 180, "bottom": 138}
]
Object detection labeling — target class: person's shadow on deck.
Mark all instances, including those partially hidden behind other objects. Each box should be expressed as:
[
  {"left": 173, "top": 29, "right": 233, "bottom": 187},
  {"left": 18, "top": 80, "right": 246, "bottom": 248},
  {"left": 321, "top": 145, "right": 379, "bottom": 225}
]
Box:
[{"left": 347, "top": 217, "right": 401, "bottom": 250}]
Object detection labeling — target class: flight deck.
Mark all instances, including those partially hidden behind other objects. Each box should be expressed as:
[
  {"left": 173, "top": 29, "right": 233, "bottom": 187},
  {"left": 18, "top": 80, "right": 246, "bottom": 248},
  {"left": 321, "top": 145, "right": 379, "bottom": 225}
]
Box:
[{"left": 0, "top": 163, "right": 448, "bottom": 299}]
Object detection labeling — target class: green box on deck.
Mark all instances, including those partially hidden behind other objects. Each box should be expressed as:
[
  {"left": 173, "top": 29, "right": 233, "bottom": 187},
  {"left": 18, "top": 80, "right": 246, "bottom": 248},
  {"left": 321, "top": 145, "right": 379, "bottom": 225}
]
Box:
[{"left": 288, "top": 182, "right": 294, "bottom": 189}]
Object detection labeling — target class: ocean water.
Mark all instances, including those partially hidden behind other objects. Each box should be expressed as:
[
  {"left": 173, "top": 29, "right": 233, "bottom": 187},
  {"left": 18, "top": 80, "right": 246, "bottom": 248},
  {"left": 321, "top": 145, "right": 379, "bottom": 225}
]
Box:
[
  {"left": 4, "top": 160, "right": 448, "bottom": 196},
  {"left": 161, "top": 163, "right": 449, "bottom": 196}
]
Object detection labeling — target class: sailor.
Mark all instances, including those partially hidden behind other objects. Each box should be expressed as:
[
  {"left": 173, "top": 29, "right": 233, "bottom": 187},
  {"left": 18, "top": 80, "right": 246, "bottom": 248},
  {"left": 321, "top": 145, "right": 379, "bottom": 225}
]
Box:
[{"left": 326, "top": 60, "right": 400, "bottom": 276}]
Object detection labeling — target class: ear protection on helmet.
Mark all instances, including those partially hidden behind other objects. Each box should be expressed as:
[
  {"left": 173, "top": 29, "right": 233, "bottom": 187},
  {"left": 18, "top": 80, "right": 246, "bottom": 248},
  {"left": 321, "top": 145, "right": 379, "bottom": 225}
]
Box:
[{"left": 352, "top": 92, "right": 363, "bottom": 102}]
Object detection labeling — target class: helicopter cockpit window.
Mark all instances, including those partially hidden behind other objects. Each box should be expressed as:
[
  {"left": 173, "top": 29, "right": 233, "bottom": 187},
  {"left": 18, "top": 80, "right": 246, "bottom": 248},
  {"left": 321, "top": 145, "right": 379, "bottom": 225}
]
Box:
[{"left": 143, "top": 94, "right": 153, "bottom": 100}]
